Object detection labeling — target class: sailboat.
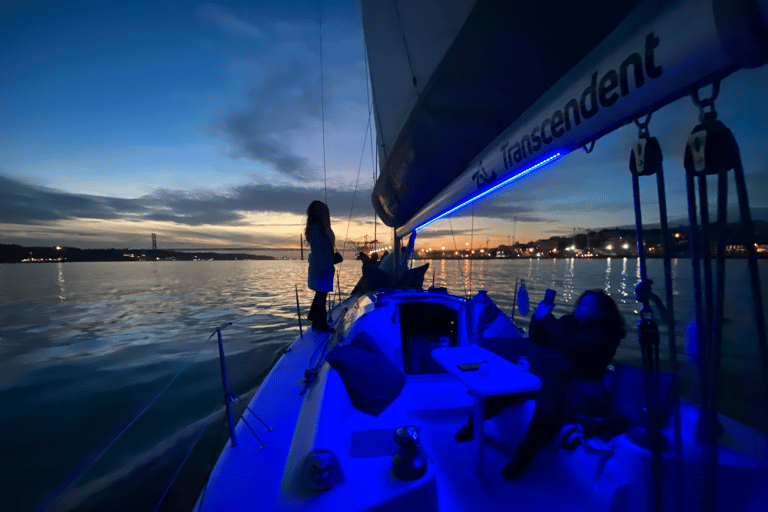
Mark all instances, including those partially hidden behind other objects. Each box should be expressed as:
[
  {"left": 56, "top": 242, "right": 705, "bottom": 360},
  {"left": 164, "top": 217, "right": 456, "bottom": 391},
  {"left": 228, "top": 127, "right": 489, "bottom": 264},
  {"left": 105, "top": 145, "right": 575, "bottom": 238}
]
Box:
[{"left": 196, "top": 1, "right": 768, "bottom": 510}]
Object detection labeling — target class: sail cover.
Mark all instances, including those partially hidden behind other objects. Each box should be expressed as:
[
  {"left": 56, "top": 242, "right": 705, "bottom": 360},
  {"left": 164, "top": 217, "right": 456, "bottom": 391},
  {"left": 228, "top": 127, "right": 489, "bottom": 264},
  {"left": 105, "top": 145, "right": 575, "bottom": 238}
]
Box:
[{"left": 362, "top": 0, "right": 644, "bottom": 228}]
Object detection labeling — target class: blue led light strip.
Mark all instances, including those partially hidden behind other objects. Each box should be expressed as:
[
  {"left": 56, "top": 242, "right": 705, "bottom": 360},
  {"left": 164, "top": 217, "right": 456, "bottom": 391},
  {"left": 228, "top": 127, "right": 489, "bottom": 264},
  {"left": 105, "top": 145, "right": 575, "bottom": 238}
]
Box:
[{"left": 415, "top": 152, "right": 565, "bottom": 232}]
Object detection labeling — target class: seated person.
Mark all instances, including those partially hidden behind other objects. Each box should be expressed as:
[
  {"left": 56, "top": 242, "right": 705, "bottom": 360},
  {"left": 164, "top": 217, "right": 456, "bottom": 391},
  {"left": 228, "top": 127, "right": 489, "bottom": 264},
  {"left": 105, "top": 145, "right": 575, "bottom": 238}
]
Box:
[{"left": 455, "top": 289, "right": 626, "bottom": 480}]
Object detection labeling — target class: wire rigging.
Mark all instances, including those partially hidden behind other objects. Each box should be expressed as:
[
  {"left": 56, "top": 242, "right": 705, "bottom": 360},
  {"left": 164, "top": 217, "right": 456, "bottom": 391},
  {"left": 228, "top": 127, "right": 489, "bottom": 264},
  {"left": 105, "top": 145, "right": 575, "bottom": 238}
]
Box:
[
  {"left": 469, "top": 203, "right": 475, "bottom": 297},
  {"left": 448, "top": 218, "right": 469, "bottom": 298},
  {"left": 391, "top": 0, "right": 419, "bottom": 95},
  {"left": 318, "top": 0, "right": 328, "bottom": 205},
  {"left": 364, "top": 42, "right": 378, "bottom": 250}
]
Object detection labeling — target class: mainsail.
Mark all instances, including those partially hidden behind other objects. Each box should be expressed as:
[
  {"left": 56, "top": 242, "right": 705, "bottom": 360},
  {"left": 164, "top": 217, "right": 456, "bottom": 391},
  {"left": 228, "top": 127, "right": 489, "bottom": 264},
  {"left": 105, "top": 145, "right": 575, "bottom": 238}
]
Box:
[{"left": 362, "top": 0, "right": 768, "bottom": 234}]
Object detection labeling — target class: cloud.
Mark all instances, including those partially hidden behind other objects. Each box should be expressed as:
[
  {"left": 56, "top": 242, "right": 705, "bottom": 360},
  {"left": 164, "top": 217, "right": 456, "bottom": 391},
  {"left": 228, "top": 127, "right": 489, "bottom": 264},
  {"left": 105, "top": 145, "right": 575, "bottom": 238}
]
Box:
[
  {"left": 196, "top": 3, "right": 267, "bottom": 42},
  {"left": 0, "top": 174, "right": 148, "bottom": 224},
  {"left": 200, "top": 7, "right": 325, "bottom": 180},
  {"left": 199, "top": 4, "right": 369, "bottom": 181},
  {"left": 0, "top": 173, "right": 372, "bottom": 228}
]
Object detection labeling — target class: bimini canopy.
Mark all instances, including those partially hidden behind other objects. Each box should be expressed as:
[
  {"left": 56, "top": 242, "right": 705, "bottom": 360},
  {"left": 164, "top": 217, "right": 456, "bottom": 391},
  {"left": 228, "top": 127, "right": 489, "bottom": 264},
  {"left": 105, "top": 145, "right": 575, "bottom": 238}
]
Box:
[{"left": 362, "top": 0, "right": 768, "bottom": 233}]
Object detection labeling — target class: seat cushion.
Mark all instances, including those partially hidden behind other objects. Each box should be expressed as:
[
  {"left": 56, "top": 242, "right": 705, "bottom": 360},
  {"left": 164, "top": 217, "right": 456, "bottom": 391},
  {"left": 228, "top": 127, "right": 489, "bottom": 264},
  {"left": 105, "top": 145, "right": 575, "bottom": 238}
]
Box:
[{"left": 326, "top": 331, "right": 406, "bottom": 416}]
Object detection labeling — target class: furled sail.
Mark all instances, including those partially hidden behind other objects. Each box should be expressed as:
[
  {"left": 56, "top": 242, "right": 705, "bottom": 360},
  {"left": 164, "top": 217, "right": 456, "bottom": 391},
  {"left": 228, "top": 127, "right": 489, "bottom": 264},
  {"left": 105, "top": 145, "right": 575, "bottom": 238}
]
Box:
[
  {"left": 363, "top": 0, "right": 768, "bottom": 233},
  {"left": 362, "top": 0, "right": 645, "bottom": 228}
]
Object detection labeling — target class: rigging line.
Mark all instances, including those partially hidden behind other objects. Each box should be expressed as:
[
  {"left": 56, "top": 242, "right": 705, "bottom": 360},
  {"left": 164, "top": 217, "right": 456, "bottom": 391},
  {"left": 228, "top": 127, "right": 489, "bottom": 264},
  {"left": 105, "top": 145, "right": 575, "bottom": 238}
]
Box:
[
  {"left": 391, "top": 0, "right": 419, "bottom": 94},
  {"left": 343, "top": 116, "right": 373, "bottom": 249},
  {"left": 469, "top": 203, "right": 475, "bottom": 297},
  {"left": 365, "top": 42, "right": 378, "bottom": 248},
  {"left": 220, "top": 290, "right": 297, "bottom": 377},
  {"left": 372, "top": 126, "right": 378, "bottom": 249},
  {"left": 34, "top": 339, "right": 209, "bottom": 512},
  {"left": 448, "top": 217, "right": 469, "bottom": 298},
  {"left": 318, "top": 0, "right": 327, "bottom": 204},
  {"left": 363, "top": 37, "right": 373, "bottom": 117},
  {"left": 337, "top": 115, "right": 373, "bottom": 298},
  {"left": 152, "top": 393, "right": 225, "bottom": 512}
]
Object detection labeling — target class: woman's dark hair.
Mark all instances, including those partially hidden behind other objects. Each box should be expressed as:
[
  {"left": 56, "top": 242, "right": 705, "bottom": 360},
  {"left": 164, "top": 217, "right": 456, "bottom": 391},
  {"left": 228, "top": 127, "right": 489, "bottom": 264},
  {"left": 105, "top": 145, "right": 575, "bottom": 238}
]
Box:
[
  {"left": 576, "top": 289, "right": 626, "bottom": 339},
  {"left": 305, "top": 200, "right": 334, "bottom": 245}
]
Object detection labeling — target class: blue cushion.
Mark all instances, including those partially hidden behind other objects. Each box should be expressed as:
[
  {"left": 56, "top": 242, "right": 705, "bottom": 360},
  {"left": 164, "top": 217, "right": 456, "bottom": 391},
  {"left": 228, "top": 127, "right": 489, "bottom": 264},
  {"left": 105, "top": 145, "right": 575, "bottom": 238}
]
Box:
[
  {"left": 401, "top": 263, "right": 429, "bottom": 288},
  {"left": 325, "top": 332, "right": 406, "bottom": 416}
]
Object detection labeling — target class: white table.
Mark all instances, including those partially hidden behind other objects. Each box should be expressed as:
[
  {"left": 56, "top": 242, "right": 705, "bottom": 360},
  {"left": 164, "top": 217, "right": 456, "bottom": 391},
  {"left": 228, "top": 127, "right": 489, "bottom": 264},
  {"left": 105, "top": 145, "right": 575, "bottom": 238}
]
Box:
[{"left": 431, "top": 345, "right": 542, "bottom": 477}]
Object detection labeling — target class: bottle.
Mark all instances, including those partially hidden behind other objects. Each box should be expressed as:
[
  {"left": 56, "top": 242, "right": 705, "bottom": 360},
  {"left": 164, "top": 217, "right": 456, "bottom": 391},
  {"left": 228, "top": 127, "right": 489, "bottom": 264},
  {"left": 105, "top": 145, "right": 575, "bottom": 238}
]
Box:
[
  {"left": 518, "top": 355, "right": 529, "bottom": 371},
  {"left": 439, "top": 336, "right": 449, "bottom": 349},
  {"left": 479, "top": 359, "right": 490, "bottom": 376}
]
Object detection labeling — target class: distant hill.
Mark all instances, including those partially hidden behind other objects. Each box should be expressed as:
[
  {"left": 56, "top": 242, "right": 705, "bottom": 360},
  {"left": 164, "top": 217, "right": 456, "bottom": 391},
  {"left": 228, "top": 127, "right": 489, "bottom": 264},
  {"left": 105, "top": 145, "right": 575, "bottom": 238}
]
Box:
[{"left": 0, "top": 245, "right": 276, "bottom": 264}]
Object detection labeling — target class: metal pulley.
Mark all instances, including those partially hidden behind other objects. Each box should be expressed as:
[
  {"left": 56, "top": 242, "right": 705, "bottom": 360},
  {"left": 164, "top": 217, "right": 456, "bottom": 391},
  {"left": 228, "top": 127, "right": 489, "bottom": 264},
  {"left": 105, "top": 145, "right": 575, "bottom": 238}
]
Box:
[
  {"left": 684, "top": 119, "right": 741, "bottom": 176},
  {"left": 630, "top": 136, "right": 663, "bottom": 176},
  {"left": 684, "top": 81, "right": 740, "bottom": 176}
]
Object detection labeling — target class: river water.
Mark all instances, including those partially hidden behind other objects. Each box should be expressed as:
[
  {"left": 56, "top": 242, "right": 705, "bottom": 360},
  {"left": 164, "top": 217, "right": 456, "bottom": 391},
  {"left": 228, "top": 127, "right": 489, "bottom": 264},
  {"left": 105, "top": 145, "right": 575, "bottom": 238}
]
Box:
[{"left": 1, "top": 258, "right": 766, "bottom": 511}]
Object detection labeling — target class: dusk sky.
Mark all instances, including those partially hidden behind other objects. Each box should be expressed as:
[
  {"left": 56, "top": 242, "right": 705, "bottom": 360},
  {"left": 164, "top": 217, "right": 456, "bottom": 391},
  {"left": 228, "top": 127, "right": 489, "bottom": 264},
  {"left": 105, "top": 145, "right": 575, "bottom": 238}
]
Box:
[{"left": 2, "top": 1, "right": 768, "bottom": 253}]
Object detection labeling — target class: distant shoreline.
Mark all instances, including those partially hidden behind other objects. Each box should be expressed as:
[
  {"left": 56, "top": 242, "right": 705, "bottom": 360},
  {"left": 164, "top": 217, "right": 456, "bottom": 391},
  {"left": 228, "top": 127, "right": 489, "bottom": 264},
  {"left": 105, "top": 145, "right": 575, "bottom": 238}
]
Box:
[{"left": 0, "top": 244, "right": 276, "bottom": 264}]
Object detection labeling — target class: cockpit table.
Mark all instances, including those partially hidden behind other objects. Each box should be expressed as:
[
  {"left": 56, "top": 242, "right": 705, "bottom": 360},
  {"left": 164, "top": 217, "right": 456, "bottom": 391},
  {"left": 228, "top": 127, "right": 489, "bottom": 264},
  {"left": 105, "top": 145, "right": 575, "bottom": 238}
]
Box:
[{"left": 431, "top": 345, "right": 542, "bottom": 477}]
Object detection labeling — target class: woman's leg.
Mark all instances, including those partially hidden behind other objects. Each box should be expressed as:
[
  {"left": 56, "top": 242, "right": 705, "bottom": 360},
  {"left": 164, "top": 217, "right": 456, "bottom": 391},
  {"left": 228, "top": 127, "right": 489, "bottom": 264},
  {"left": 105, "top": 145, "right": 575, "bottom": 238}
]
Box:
[
  {"left": 502, "top": 382, "right": 568, "bottom": 480},
  {"left": 308, "top": 291, "right": 330, "bottom": 329},
  {"left": 455, "top": 392, "right": 537, "bottom": 442}
]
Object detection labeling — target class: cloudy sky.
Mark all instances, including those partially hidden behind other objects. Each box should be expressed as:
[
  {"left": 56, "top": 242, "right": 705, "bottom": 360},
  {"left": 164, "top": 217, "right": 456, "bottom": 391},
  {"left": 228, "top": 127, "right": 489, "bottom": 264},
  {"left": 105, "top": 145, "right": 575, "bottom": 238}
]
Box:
[{"left": 2, "top": 1, "right": 768, "bottom": 253}]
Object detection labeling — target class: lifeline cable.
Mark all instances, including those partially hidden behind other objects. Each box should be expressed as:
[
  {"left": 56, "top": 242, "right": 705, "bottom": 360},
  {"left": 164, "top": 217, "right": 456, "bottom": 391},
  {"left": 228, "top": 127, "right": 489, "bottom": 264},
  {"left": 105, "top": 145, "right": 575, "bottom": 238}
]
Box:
[
  {"left": 152, "top": 392, "right": 226, "bottom": 512},
  {"left": 33, "top": 340, "right": 209, "bottom": 512}
]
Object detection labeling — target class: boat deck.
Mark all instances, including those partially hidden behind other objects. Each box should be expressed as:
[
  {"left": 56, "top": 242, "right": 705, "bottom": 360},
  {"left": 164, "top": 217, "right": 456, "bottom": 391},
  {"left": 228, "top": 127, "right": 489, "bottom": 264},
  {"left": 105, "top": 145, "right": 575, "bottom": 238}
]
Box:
[
  {"left": 198, "top": 326, "right": 768, "bottom": 512},
  {"left": 380, "top": 374, "right": 601, "bottom": 512}
]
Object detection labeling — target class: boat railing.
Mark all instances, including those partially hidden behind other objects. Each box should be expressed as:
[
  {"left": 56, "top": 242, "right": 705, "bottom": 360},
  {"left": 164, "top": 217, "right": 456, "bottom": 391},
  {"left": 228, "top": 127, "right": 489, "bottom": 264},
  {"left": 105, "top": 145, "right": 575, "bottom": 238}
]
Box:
[{"left": 32, "top": 289, "right": 301, "bottom": 512}]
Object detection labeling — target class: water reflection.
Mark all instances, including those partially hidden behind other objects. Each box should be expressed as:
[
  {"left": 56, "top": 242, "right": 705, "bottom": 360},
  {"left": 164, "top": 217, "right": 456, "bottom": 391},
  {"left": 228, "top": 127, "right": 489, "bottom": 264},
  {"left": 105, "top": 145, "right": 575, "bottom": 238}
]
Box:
[
  {"left": 439, "top": 259, "right": 446, "bottom": 288},
  {"left": 2, "top": 258, "right": 766, "bottom": 512},
  {"left": 620, "top": 257, "right": 630, "bottom": 307},
  {"left": 563, "top": 258, "right": 575, "bottom": 304},
  {"left": 57, "top": 262, "right": 65, "bottom": 302}
]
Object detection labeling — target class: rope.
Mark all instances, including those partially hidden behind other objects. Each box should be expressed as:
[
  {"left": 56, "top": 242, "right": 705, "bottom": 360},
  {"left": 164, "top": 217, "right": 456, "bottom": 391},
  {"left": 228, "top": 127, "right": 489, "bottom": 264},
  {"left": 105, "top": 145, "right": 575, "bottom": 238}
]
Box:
[
  {"left": 628, "top": 120, "right": 677, "bottom": 512},
  {"left": 732, "top": 158, "right": 768, "bottom": 422},
  {"left": 299, "top": 334, "right": 333, "bottom": 396}
]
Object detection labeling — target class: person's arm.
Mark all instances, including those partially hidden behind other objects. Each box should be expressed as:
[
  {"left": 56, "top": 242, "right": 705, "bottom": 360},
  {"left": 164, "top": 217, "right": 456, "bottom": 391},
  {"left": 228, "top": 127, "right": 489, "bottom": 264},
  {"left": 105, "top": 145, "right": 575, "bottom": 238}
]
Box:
[{"left": 531, "top": 310, "right": 571, "bottom": 349}]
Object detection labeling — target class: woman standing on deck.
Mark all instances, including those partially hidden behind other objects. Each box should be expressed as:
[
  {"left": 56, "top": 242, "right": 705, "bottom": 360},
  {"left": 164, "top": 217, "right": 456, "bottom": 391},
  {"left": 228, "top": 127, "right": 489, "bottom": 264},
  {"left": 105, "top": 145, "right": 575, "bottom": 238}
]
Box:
[{"left": 305, "top": 200, "right": 336, "bottom": 332}]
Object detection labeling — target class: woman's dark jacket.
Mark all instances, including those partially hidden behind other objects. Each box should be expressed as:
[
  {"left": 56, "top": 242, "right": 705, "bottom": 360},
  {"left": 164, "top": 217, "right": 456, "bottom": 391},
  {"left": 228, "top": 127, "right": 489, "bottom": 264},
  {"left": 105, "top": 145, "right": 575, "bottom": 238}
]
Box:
[{"left": 529, "top": 312, "right": 622, "bottom": 381}]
